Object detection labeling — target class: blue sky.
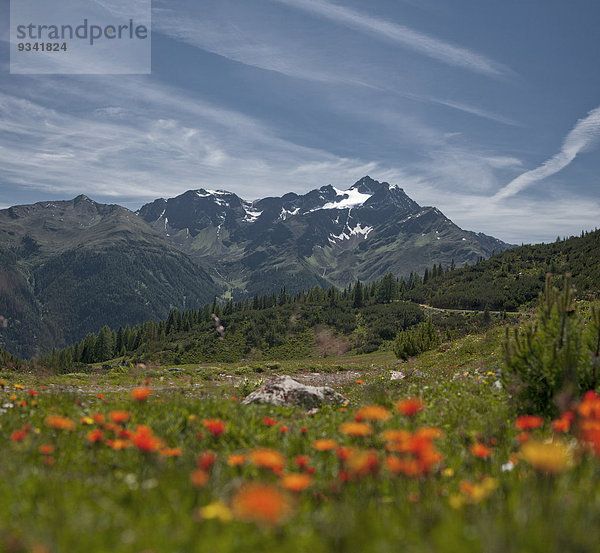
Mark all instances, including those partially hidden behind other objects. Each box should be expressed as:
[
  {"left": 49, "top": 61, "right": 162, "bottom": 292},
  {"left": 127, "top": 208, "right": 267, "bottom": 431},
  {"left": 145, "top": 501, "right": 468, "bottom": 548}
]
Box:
[{"left": 1, "top": 0, "right": 599, "bottom": 243}]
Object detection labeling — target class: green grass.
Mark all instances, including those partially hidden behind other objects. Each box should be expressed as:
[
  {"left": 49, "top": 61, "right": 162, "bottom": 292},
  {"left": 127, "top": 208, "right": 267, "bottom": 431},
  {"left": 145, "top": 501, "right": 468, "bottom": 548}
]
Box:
[{"left": 1, "top": 327, "right": 600, "bottom": 552}]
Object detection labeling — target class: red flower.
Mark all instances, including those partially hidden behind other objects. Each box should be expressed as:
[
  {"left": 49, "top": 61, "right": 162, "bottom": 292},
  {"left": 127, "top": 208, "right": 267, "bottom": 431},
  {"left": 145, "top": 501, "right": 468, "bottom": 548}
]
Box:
[
  {"left": 294, "top": 455, "right": 311, "bottom": 468},
  {"left": 470, "top": 442, "right": 492, "bottom": 459},
  {"left": 10, "top": 429, "right": 28, "bottom": 442},
  {"left": 87, "top": 429, "right": 104, "bottom": 443},
  {"left": 263, "top": 417, "right": 278, "bottom": 426},
  {"left": 197, "top": 451, "right": 217, "bottom": 470},
  {"left": 514, "top": 415, "right": 543, "bottom": 431},
  {"left": 396, "top": 398, "right": 425, "bottom": 417},
  {"left": 202, "top": 419, "right": 226, "bottom": 437}
]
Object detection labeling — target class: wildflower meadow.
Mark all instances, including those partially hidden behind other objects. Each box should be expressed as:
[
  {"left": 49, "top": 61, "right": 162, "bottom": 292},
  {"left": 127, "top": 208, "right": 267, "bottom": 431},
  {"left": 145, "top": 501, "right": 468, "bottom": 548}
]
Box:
[{"left": 2, "top": 320, "right": 600, "bottom": 553}]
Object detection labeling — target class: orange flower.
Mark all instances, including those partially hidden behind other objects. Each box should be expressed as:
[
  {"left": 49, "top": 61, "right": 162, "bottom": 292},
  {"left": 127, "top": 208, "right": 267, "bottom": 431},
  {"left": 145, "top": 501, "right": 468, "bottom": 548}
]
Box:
[
  {"left": 344, "top": 449, "right": 379, "bottom": 479},
  {"left": 231, "top": 483, "right": 292, "bottom": 525},
  {"left": 579, "top": 419, "right": 600, "bottom": 454},
  {"left": 131, "top": 387, "right": 152, "bottom": 401},
  {"left": 28, "top": 389, "right": 38, "bottom": 397},
  {"left": 354, "top": 405, "right": 391, "bottom": 422},
  {"left": 190, "top": 469, "right": 209, "bottom": 487},
  {"left": 45, "top": 415, "right": 76, "bottom": 431},
  {"left": 313, "top": 439, "right": 338, "bottom": 451},
  {"left": 382, "top": 429, "right": 411, "bottom": 443},
  {"left": 340, "top": 421, "right": 373, "bottom": 437},
  {"left": 86, "top": 429, "right": 104, "bottom": 443},
  {"left": 39, "top": 444, "right": 54, "bottom": 455},
  {"left": 131, "top": 425, "right": 164, "bottom": 452},
  {"left": 161, "top": 448, "right": 183, "bottom": 457},
  {"left": 517, "top": 432, "right": 531, "bottom": 444},
  {"left": 227, "top": 453, "right": 246, "bottom": 466},
  {"left": 109, "top": 411, "right": 131, "bottom": 424},
  {"left": 248, "top": 448, "right": 286, "bottom": 473},
  {"left": 396, "top": 398, "right": 424, "bottom": 417},
  {"left": 92, "top": 413, "right": 105, "bottom": 424},
  {"left": 106, "top": 439, "right": 131, "bottom": 450},
  {"left": 551, "top": 411, "right": 574, "bottom": 433},
  {"left": 280, "top": 426, "right": 289, "bottom": 434},
  {"left": 470, "top": 442, "right": 492, "bottom": 459},
  {"left": 514, "top": 415, "right": 544, "bottom": 431},
  {"left": 578, "top": 392, "right": 600, "bottom": 419},
  {"left": 355, "top": 380, "right": 364, "bottom": 384},
  {"left": 415, "top": 427, "right": 444, "bottom": 440},
  {"left": 202, "top": 419, "right": 226, "bottom": 437},
  {"left": 280, "top": 473, "right": 312, "bottom": 492},
  {"left": 386, "top": 456, "right": 422, "bottom": 477},
  {"left": 103, "top": 422, "right": 120, "bottom": 433},
  {"left": 336, "top": 446, "right": 355, "bottom": 461}
]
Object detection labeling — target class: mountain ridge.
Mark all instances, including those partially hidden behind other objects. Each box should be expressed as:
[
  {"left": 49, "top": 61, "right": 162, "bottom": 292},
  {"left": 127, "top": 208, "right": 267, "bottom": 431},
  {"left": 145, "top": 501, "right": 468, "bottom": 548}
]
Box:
[
  {"left": 137, "top": 176, "right": 512, "bottom": 296},
  {"left": 0, "top": 196, "right": 220, "bottom": 358}
]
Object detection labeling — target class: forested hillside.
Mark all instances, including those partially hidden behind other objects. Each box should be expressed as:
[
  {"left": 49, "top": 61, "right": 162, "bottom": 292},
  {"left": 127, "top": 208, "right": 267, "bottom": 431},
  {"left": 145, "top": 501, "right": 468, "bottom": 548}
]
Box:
[{"left": 402, "top": 229, "right": 600, "bottom": 310}]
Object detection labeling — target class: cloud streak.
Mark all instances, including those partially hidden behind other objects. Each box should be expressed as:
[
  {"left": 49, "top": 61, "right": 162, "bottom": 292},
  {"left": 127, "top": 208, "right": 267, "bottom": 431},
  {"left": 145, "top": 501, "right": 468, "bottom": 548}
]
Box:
[
  {"left": 494, "top": 106, "right": 600, "bottom": 200},
  {"left": 272, "top": 0, "right": 510, "bottom": 77},
  {"left": 0, "top": 83, "right": 385, "bottom": 203}
]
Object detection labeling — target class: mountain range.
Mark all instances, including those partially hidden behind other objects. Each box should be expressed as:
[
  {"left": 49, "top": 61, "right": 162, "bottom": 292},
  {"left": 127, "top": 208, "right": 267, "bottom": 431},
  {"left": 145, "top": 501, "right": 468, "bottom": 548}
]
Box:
[
  {"left": 0, "top": 176, "right": 511, "bottom": 357},
  {"left": 138, "top": 176, "right": 510, "bottom": 297}
]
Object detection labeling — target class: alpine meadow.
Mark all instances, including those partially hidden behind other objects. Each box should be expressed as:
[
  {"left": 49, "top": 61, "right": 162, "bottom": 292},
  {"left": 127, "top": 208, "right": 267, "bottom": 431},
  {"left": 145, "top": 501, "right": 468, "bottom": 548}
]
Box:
[{"left": 2, "top": 1, "right": 600, "bottom": 552}]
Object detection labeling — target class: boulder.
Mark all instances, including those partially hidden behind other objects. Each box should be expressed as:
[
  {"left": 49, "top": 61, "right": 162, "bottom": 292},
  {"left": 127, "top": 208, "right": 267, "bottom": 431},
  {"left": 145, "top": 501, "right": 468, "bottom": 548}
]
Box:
[{"left": 242, "top": 376, "right": 348, "bottom": 409}]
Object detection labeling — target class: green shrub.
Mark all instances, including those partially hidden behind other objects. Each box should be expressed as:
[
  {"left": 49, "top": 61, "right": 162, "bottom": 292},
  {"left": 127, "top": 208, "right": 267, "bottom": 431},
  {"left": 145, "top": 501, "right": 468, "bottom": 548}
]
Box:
[
  {"left": 503, "top": 275, "right": 600, "bottom": 416},
  {"left": 393, "top": 318, "right": 441, "bottom": 360}
]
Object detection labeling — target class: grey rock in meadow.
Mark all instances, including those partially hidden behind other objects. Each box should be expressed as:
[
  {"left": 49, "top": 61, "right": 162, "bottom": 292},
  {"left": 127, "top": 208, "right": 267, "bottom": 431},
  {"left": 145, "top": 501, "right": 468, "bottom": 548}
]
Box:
[
  {"left": 390, "top": 371, "right": 406, "bottom": 381},
  {"left": 242, "top": 376, "right": 348, "bottom": 409}
]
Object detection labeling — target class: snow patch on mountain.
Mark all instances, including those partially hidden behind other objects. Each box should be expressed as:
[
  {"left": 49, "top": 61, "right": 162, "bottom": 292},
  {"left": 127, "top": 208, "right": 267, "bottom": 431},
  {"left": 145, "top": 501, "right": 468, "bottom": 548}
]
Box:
[
  {"left": 321, "top": 187, "right": 373, "bottom": 210},
  {"left": 329, "top": 222, "right": 373, "bottom": 243},
  {"left": 243, "top": 206, "right": 263, "bottom": 222},
  {"left": 279, "top": 207, "right": 300, "bottom": 221}
]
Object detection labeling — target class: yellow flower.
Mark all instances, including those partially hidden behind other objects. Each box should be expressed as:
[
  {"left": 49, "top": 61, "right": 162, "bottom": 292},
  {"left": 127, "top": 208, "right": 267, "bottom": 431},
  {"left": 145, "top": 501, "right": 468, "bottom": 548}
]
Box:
[
  {"left": 200, "top": 500, "right": 233, "bottom": 522},
  {"left": 520, "top": 440, "right": 572, "bottom": 474},
  {"left": 449, "top": 494, "right": 466, "bottom": 509},
  {"left": 14, "top": 384, "right": 25, "bottom": 390},
  {"left": 442, "top": 468, "right": 454, "bottom": 477},
  {"left": 459, "top": 477, "right": 498, "bottom": 503}
]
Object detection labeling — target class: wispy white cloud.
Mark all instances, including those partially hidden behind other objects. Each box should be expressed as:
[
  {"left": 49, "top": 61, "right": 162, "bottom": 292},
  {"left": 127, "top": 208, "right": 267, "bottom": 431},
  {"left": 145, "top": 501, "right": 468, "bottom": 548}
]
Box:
[
  {"left": 0, "top": 83, "right": 387, "bottom": 202},
  {"left": 271, "top": 0, "right": 510, "bottom": 77},
  {"left": 427, "top": 98, "right": 522, "bottom": 127},
  {"left": 494, "top": 106, "right": 600, "bottom": 200},
  {"left": 151, "top": 1, "right": 517, "bottom": 128},
  {"left": 406, "top": 182, "right": 600, "bottom": 244}
]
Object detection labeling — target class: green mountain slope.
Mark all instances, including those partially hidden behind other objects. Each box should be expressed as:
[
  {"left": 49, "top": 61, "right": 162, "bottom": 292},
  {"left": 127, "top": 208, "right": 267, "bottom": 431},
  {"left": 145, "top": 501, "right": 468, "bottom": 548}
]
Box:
[{"left": 0, "top": 196, "right": 220, "bottom": 358}]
